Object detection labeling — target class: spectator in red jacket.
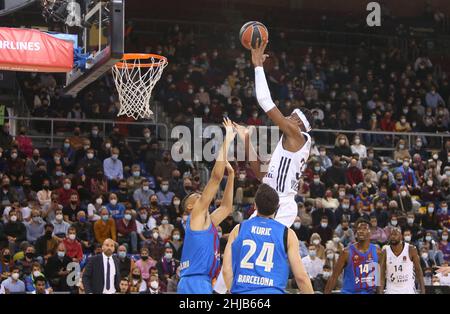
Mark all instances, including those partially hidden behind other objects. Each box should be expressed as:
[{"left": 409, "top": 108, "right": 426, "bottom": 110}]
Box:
[
  {"left": 116, "top": 208, "right": 138, "bottom": 254},
  {"left": 16, "top": 127, "right": 33, "bottom": 159},
  {"left": 62, "top": 226, "right": 83, "bottom": 263},
  {"left": 346, "top": 158, "right": 364, "bottom": 187},
  {"left": 380, "top": 112, "right": 395, "bottom": 132},
  {"left": 56, "top": 178, "right": 79, "bottom": 207}
]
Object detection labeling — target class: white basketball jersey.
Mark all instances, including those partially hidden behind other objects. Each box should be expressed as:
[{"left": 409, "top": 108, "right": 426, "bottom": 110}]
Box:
[
  {"left": 385, "top": 243, "right": 416, "bottom": 294},
  {"left": 262, "top": 132, "right": 311, "bottom": 198}
]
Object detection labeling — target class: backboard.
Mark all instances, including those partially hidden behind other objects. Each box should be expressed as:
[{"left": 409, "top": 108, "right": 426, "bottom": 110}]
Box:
[{"left": 63, "top": 0, "right": 124, "bottom": 96}]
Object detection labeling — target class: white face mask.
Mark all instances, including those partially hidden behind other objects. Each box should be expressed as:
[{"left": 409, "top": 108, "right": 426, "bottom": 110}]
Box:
[
  {"left": 313, "top": 239, "right": 320, "bottom": 245},
  {"left": 143, "top": 186, "right": 150, "bottom": 191},
  {"left": 96, "top": 198, "right": 103, "bottom": 205},
  {"left": 407, "top": 218, "right": 414, "bottom": 225},
  {"left": 105, "top": 143, "right": 111, "bottom": 149},
  {"left": 321, "top": 223, "right": 328, "bottom": 228},
  {"left": 404, "top": 235, "right": 411, "bottom": 242},
  {"left": 110, "top": 199, "right": 117, "bottom": 206},
  {"left": 150, "top": 281, "right": 159, "bottom": 290},
  {"left": 68, "top": 234, "right": 76, "bottom": 240},
  {"left": 87, "top": 153, "right": 94, "bottom": 159},
  {"left": 322, "top": 271, "right": 331, "bottom": 279},
  {"left": 63, "top": 183, "right": 71, "bottom": 190},
  {"left": 442, "top": 235, "right": 448, "bottom": 241},
  {"left": 293, "top": 222, "right": 301, "bottom": 229},
  {"left": 153, "top": 232, "right": 159, "bottom": 239},
  {"left": 164, "top": 253, "right": 173, "bottom": 260},
  {"left": 327, "top": 253, "right": 334, "bottom": 260},
  {"left": 333, "top": 237, "right": 340, "bottom": 243},
  {"left": 391, "top": 220, "right": 398, "bottom": 226},
  {"left": 11, "top": 273, "right": 19, "bottom": 280},
  {"left": 400, "top": 191, "right": 407, "bottom": 197},
  {"left": 56, "top": 214, "right": 63, "bottom": 221},
  {"left": 173, "top": 234, "right": 180, "bottom": 241},
  {"left": 173, "top": 200, "right": 180, "bottom": 206},
  {"left": 426, "top": 236, "right": 432, "bottom": 242},
  {"left": 309, "top": 250, "right": 317, "bottom": 257},
  {"left": 10, "top": 215, "right": 17, "bottom": 222},
  {"left": 421, "top": 253, "right": 428, "bottom": 259},
  {"left": 161, "top": 219, "right": 168, "bottom": 225},
  {"left": 33, "top": 271, "right": 41, "bottom": 278}
]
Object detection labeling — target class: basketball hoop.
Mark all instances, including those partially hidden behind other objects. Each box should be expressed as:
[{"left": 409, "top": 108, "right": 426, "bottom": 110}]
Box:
[{"left": 112, "top": 53, "right": 168, "bottom": 119}]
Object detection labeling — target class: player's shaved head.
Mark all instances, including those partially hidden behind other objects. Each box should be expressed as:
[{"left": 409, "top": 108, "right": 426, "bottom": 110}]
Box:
[
  {"left": 181, "top": 192, "right": 201, "bottom": 214},
  {"left": 254, "top": 183, "right": 279, "bottom": 216}
]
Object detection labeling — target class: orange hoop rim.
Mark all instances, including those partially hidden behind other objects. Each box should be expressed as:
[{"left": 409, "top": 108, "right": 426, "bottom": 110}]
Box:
[{"left": 115, "top": 53, "right": 168, "bottom": 69}]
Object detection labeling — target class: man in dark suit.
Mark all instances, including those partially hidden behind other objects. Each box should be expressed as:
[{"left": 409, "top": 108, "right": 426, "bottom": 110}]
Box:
[{"left": 82, "top": 238, "right": 120, "bottom": 294}]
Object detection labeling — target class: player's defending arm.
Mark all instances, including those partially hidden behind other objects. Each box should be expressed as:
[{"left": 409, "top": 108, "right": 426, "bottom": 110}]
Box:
[
  {"left": 191, "top": 118, "right": 235, "bottom": 226},
  {"left": 324, "top": 248, "right": 348, "bottom": 294},
  {"left": 251, "top": 40, "right": 306, "bottom": 142},
  {"left": 223, "top": 225, "right": 240, "bottom": 292},
  {"left": 233, "top": 123, "right": 265, "bottom": 181},
  {"left": 410, "top": 245, "right": 425, "bottom": 294},
  {"left": 287, "top": 228, "right": 314, "bottom": 294},
  {"left": 377, "top": 248, "right": 386, "bottom": 294},
  {"left": 210, "top": 161, "right": 235, "bottom": 226}
]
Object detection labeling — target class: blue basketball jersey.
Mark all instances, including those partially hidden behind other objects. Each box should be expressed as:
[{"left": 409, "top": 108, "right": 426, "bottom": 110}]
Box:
[
  {"left": 341, "top": 243, "right": 379, "bottom": 294},
  {"left": 231, "top": 216, "right": 289, "bottom": 294},
  {"left": 179, "top": 215, "right": 220, "bottom": 281}
]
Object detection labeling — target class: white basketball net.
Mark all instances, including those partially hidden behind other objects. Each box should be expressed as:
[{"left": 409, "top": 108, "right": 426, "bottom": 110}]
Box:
[{"left": 112, "top": 55, "right": 168, "bottom": 119}]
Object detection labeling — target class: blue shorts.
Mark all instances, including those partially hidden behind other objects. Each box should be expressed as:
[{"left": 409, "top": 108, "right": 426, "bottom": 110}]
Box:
[{"left": 177, "top": 276, "right": 213, "bottom": 294}]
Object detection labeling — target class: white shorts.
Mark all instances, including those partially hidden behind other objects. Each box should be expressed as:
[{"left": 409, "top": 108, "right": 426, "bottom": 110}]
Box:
[{"left": 250, "top": 196, "right": 297, "bottom": 227}]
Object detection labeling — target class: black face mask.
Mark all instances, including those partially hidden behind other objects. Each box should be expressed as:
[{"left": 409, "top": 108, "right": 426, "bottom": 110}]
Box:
[
  {"left": 45, "top": 230, "right": 53, "bottom": 238},
  {"left": 141, "top": 256, "right": 148, "bottom": 261},
  {"left": 33, "top": 155, "right": 39, "bottom": 161},
  {"left": 25, "top": 252, "right": 34, "bottom": 259},
  {"left": 151, "top": 201, "right": 158, "bottom": 206},
  {"left": 342, "top": 226, "right": 349, "bottom": 231},
  {"left": 3, "top": 254, "right": 10, "bottom": 260},
  {"left": 132, "top": 274, "right": 140, "bottom": 280}
]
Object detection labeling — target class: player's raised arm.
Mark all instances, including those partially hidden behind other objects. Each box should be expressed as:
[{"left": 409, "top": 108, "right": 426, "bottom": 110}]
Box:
[
  {"left": 286, "top": 228, "right": 314, "bottom": 294},
  {"left": 324, "top": 248, "right": 348, "bottom": 294},
  {"left": 377, "top": 248, "right": 386, "bottom": 294},
  {"left": 223, "top": 224, "right": 240, "bottom": 292},
  {"left": 211, "top": 161, "right": 235, "bottom": 226},
  {"left": 233, "top": 123, "right": 266, "bottom": 181},
  {"left": 191, "top": 118, "right": 235, "bottom": 223},
  {"left": 251, "top": 40, "right": 303, "bottom": 138},
  {"left": 410, "top": 245, "right": 425, "bottom": 294}
]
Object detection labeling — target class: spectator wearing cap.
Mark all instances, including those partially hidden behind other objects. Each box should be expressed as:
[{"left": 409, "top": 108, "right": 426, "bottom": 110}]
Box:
[
  {"left": 395, "top": 158, "right": 417, "bottom": 188},
  {"left": 63, "top": 226, "right": 83, "bottom": 262},
  {"left": 56, "top": 178, "right": 79, "bottom": 207},
  {"left": 377, "top": 161, "right": 394, "bottom": 186},
  {"left": 94, "top": 208, "right": 117, "bottom": 244}
]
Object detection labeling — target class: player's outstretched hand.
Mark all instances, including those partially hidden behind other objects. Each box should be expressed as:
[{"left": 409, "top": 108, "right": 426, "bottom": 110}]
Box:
[
  {"left": 233, "top": 122, "right": 256, "bottom": 141},
  {"left": 223, "top": 117, "right": 236, "bottom": 145},
  {"left": 436, "top": 266, "right": 450, "bottom": 275},
  {"left": 251, "top": 38, "right": 269, "bottom": 67},
  {"left": 225, "top": 161, "right": 235, "bottom": 176}
]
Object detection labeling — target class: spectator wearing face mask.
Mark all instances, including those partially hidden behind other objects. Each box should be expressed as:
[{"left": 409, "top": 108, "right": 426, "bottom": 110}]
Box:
[
  {"left": 4, "top": 210, "right": 26, "bottom": 255},
  {"left": 25, "top": 262, "right": 51, "bottom": 293},
  {"left": 148, "top": 274, "right": 161, "bottom": 294},
  {"left": 350, "top": 135, "right": 367, "bottom": 159},
  {"left": 167, "top": 229, "right": 183, "bottom": 260},
  {"left": 333, "top": 135, "right": 352, "bottom": 161},
  {"left": 377, "top": 161, "right": 395, "bottom": 186},
  {"left": 116, "top": 209, "right": 138, "bottom": 254},
  {"left": 62, "top": 192, "right": 83, "bottom": 223},
  {"left": 395, "top": 158, "right": 417, "bottom": 189},
  {"left": 291, "top": 216, "right": 311, "bottom": 242},
  {"left": 312, "top": 264, "right": 333, "bottom": 293},
  {"left": 167, "top": 196, "right": 182, "bottom": 223},
  {"left": 103, "top": 147, "right": 123, "bottom": 188},
  {"left": 0, "top": 266, "right": 25, "bottom": 294},
  {"left": 437, "top": 201, "right": 450, "bottom": 229},
  {"left": 346, "top": 158, "right": 364, "bottom": 188},
  {"left": 156, "top": 180, "right": 175, "bottom": 208},
  {"left": 44, "top": 243, "right": 72, "bottom": 292},
  {"left": 394, "top": 140, "right": 412, "bottom": 165},
  {"left": 420, "top": 247, "right": 437, "bottom": 271},
  {"left": 77, "top": 147, "right": 102, "bottom": 178},
  {"left": 302, "top": 243, "right": 325, "bottom": 280},
  {"left": 63, "top": 227, "right": 83, "bottom": 262},
  {"left": 438, "top": 230, "right": 450, "bottom": 262},
  {"left": 158, "top": 215, "right": 174, "bottom": 242},
  {"left": 128, "top": 266, "right": 147, "bottom": 293},
  {"left": 126, "top": 164, "right": 144, "bottom": 192},
  {"left": 317, "top": 146, "right": 332, "bottom": 170},
  {"left": 309, "top": 174, "right": 325, "bottom": 198},
  {"left": 106, "top": 193, "right": 125, "bottom": 220},
  {"left": 148, "top": 195, "right": 162, "bottom": 224},
  {"left": 153, "top": 151, "right": 177, "bottom": 182},
  {"left": 16, "top": 244, "right": 39, "bottom": 277},
  {"left": 421, "top": 178, "right": 440, "bottom": 203},
  {"left": 369, "top": 215, "right": 387, "bottom": 245},
  {"left": 72, "top": 211, "right": 93, "bottom": 253},
  {"left": 51, "top": 208, "right": 70, "bottom": 239},
  {"left": 24, "top": 149, "right": 46, "bottom": 177},
  {"left": 133, "top": 179, "right": 155, "bottom": 209},
  {"left": 24, "top": 210, "right": 45, "bottom": 244},
  {"left": 135, "top": 247, "right": 156, "bottom": 283},
  {"left": 410, "top": 138, "right": 428, "bottom": 161},
  {"left": 335, "top": 219, "right": 355, "bottom": 247},
  {"left": 394, "top": 186, "right": 413, "bottom": 212},
  {"left": 421, "top": 203, "right": 440, "bottom": 231},
  {"left": 117, "top": 245, "right": 135, "bottom": 278},
  {"left": 94, "top": 208, "right": 117, "bottom": 244},
  {"left": 56, "top": 178, "right": 79, "bottom": 208},
  {"left": 312, "top": 216, "right": 333, "bottom": 245},
  {"left": 144, "top": 228, "right": 165, "bottom": 261},
  {"left": 419, "top": 232, "right": 444, "bottom": 265},
  {"left": 157, "top": 246, "right": 179, "bottom": 284}
]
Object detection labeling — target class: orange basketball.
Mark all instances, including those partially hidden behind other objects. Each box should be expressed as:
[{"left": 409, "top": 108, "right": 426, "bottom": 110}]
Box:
[{"left": 239, "top": 21, "right": 269, "bottom": 50}]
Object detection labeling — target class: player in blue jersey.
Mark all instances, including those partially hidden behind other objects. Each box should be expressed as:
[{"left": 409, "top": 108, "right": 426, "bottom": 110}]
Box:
[
  {"left": 222, "top": 183, "right": 314, "bottom": 294},
  {"left": 324, "top": 218, "right": 381, "bottom": 294},
  {"left": 177, "top": 118, "right": 236, "bottom": 294}
]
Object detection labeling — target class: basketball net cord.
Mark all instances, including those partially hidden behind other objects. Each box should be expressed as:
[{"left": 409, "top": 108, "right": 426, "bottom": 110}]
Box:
[{"left": 112, "top": 56, "right": 168, "bottom": 120}]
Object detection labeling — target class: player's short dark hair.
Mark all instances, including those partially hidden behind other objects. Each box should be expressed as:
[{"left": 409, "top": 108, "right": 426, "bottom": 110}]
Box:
[
  {"left": 355, "top": 217, "right": 370, "bottom": 228},
  {"left": 181, "top": 192, "right": 197, "bottom": 212},
  {"left": 34, "top": 276, "right": 46, "bottom": 285},
  {"left": 254, "top": 184, "right": 279, "bottom": 216}
]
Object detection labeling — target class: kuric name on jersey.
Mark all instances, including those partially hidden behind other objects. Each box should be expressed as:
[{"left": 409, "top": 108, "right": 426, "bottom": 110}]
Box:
[{"left": 251, "top": 226, "right": 272, "bottom": 236}]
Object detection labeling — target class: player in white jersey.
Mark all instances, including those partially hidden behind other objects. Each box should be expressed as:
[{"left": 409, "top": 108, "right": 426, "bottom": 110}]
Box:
[
  {"left": 233, "top": 39, "right": 313, "bottom": 228},
  {"left": 378, "top": 227, "right": 425, "bottom": 294}
]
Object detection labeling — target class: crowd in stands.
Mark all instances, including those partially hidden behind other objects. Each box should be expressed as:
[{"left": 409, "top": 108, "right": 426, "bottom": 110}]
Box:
[{"left": 0, "top": 21, "right": 449, "bottom": 293}]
